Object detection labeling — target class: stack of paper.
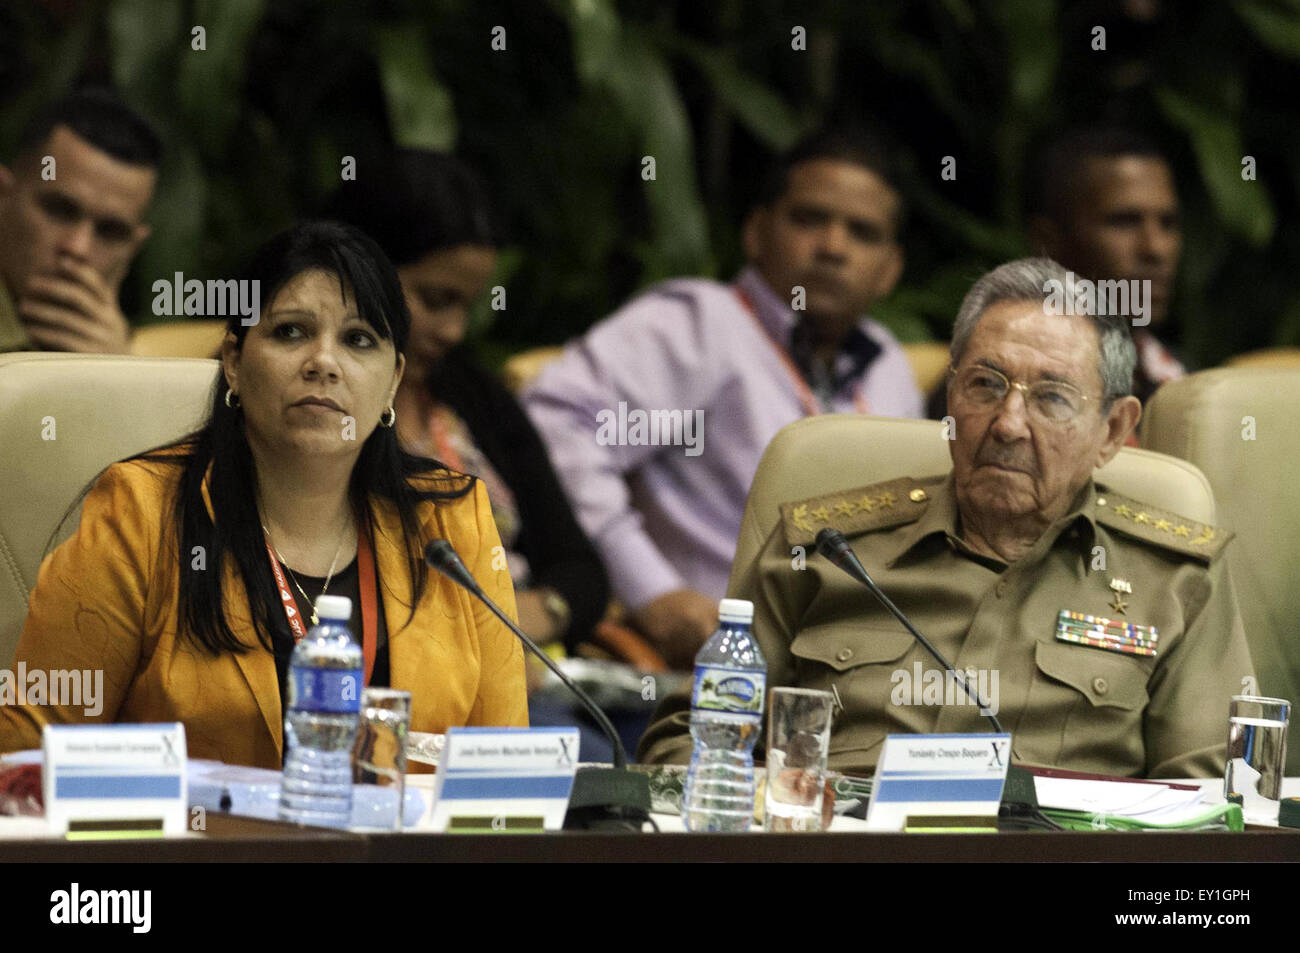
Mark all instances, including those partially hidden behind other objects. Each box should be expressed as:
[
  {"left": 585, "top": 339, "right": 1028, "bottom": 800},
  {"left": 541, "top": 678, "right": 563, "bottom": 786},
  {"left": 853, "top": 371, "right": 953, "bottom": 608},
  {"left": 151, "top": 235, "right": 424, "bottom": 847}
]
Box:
[{"left": 1034, "top": 776, "right": 1207, "bottom": 823}]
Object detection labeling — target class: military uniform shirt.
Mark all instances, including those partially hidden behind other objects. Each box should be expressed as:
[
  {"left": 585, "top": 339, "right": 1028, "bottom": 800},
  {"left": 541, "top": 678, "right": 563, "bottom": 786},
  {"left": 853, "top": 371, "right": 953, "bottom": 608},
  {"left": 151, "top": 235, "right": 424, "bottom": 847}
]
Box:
[{"left": 638, "top": 472, "right": 1254, "bottom": 778}]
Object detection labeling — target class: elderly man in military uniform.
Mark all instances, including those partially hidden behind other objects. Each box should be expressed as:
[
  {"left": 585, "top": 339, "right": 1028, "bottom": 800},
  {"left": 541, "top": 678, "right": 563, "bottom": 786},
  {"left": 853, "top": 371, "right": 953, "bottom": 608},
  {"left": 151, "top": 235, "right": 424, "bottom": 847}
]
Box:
[{"left": 639, "top": 257, "right": 1252, "bottom": 778}]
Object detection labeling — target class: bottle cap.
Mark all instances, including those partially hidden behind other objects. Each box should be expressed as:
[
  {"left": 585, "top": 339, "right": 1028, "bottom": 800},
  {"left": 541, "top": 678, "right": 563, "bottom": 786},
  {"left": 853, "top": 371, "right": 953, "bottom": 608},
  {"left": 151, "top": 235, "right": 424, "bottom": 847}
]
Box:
[
  {"left": 718, "top": 598, "right": 754, "bottom": 624},
  {"left": 314, "top": 595, "right": 353, "bottom": 621}
]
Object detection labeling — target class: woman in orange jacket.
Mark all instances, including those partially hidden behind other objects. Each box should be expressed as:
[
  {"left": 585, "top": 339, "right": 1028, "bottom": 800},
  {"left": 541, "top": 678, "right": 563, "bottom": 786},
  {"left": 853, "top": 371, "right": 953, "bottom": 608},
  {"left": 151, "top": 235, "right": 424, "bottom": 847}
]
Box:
[{"left": 0, "top": 221, "right": 528, "bottom": 769}]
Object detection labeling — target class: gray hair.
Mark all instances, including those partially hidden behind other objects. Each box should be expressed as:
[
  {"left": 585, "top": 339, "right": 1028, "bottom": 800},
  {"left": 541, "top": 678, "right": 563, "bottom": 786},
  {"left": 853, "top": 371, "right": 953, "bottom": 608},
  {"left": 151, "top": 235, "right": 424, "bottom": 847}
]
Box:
[{"left": 949, "top": 257, "right": 1137, "bottom": 405}]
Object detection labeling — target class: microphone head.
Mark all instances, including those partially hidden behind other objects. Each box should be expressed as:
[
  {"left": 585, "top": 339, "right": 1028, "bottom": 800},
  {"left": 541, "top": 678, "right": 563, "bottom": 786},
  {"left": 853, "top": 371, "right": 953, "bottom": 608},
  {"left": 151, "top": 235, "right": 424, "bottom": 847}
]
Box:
[
  {"left": 815, "top": 527, "right": 850, "bottom": 559},
  {"left": 423, "top": 539, "right": 459, "bottom": 569},
  {"left": 423, "top": 539, "right": 481, "bottom": 593}
]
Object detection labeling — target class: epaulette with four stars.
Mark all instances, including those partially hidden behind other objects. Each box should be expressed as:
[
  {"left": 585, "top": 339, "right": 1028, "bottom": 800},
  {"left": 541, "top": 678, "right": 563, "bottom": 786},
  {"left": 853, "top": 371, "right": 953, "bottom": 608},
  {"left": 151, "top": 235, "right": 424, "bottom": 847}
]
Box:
[
  {"left": 780, "top": 476, "right": 932, "bottom": 547},
  {"left": 1093, "top": 488, "right": 1232, "bottom": 563}
]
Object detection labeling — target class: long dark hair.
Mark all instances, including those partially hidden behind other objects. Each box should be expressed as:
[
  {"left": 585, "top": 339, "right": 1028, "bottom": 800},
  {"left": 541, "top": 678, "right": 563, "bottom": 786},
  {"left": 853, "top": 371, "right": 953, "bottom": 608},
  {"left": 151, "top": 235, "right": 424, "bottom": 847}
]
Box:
[{"left": 141, "top": 220, "right": 473, "bottom": 655}]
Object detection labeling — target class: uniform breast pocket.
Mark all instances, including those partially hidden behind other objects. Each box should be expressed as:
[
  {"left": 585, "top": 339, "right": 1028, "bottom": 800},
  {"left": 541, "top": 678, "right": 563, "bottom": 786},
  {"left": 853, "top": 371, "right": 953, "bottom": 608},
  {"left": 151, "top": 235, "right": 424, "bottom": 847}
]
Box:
[
  {"left": 789, "top": 623, "right": 916, "bottom": 756},
  {"left": 1029, "top": 640, "right": 1151, "bottom": 770}
]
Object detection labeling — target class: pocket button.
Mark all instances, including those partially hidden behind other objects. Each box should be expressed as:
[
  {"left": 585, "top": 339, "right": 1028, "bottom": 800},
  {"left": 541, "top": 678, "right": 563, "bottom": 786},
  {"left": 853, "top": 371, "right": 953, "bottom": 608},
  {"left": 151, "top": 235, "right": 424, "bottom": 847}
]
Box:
[
  {"left": 1092, "top": 676, "right": 1109, "bottom": 696},
  {"left": 836, "top": 647, "right": 854, "bottom": 663}
]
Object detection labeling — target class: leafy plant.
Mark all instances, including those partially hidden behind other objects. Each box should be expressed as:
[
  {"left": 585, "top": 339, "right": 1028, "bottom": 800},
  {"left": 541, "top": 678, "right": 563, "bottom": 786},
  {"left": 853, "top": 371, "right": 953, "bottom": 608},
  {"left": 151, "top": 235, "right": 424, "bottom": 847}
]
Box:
[{"left": 2, "top": 0, "right": 1296, "bottom": 366}]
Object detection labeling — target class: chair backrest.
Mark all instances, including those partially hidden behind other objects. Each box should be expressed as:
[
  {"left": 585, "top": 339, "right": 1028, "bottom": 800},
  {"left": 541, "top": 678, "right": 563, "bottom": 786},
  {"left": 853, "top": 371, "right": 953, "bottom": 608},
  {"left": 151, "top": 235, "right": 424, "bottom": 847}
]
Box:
[
  {"left": 901, "top": 341, "right": 951, "bottom": 394},
  {"left": 1224, "top": 347, "right": 1300, "bottom": 370},
  {"left": 1143, "top": 367, "right": 1300, "bottom": 771},
  {"left": 130, "top": 319, "right": 226, "bottom": 359},
  {"left": 730, "top": 414, "right": 1216, "bottom": 595},
  {"left": 501, "top": 346, "right": 565, "bottom": 394},
  {"left": 0, "top": 353, "right": 220, "bottom": 664}
]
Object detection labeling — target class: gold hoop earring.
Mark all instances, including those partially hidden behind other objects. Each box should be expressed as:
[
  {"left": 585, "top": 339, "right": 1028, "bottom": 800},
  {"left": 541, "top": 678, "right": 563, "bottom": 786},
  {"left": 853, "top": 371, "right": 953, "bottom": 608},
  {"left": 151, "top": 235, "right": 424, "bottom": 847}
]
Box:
[
  {"left": 224, "top": 389, "right": 240, "bottom": 409},
  {"left": 380, "top": 406, "right": 396, "bottom": 428}
]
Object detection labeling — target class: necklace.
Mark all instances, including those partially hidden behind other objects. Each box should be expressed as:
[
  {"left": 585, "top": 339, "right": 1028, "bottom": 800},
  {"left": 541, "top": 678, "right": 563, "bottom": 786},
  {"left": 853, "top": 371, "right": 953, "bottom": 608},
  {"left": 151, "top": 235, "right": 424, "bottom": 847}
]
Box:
[{"left": 261, "top": 521, "right": 349, "bottom": 626}]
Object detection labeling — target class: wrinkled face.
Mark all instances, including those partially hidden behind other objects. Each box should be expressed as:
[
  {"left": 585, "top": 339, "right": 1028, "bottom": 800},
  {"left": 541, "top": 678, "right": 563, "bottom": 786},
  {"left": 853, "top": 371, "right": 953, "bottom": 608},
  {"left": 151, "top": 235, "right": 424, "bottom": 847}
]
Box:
[
  {"left": 948, "top": 299, "right": 1126, "bottom": 524},
  {"left": 222, "top": 269, "right": 404, "bottom": 462},
  {"left": 743, "top": 158, "right": 903, "bottom": 334},
  {"left": 397, "top": 245, "right": 497, "bottom": 377},
  {"left": 0, "top": 126, "right": 155, "bottom": 297},
  {"left": 1053, "top": 156, "right": 1181, "bottom": 325}
]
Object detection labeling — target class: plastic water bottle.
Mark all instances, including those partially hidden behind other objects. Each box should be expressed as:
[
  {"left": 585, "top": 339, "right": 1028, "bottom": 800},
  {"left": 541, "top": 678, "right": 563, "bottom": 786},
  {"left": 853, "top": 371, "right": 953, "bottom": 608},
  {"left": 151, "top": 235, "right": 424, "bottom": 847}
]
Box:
[
  {"left": 683, "top": 598, "right": 767, "bottom": 832},
  {"left": 279, "top": 594, "right": 362, "bottom": 828}
]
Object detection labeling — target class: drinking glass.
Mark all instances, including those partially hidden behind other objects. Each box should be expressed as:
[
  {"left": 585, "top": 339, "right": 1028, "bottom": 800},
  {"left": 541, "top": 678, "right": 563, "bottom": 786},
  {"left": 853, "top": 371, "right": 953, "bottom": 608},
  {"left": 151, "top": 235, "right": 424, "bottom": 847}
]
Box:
[
  {"left": 1225, "top": 695, "right": 1290, "bottom": 824},
  {"left": 352, "top": 688, "right": 411, "bottom": 830},
  {"left": 764, "top": 687, "right": 834, "bottom": 832}
]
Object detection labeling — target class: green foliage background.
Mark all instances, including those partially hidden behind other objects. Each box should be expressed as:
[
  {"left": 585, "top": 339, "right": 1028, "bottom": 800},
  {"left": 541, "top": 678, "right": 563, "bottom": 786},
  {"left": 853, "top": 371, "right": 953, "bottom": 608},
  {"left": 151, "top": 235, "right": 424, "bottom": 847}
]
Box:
[{"left": 3, "top": 0, "right": 1298, "bottom": 369}]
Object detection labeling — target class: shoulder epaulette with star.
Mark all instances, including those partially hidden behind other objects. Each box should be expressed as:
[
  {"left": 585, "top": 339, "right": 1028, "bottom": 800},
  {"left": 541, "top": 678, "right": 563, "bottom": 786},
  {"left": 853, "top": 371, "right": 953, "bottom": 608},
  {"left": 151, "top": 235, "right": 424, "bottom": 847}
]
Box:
[
  {"left": 780, "top": 476, "right": 932, "bottom": 547},
  {"left": 1093, "top": 488, "right": 1232, "bottom": 563}
]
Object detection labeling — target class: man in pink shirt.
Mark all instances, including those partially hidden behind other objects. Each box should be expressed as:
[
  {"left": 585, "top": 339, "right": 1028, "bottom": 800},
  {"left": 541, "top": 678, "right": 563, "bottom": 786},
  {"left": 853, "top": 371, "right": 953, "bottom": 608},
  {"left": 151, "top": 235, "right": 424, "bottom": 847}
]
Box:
[{"left": 523, "top": 129, "right": 923, "bottom": 668}]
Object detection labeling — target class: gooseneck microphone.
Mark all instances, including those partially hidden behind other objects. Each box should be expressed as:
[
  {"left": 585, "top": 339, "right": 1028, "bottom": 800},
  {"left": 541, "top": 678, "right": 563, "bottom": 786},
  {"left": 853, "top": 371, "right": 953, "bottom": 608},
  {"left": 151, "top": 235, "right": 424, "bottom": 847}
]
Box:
[
  {"left": 814, "top": 528, "right": 1005, "bottom": 735},
  {"left": 813, "top": 529, "right": 1060, "bottom": 830},
  {"left": 423, "top": 540, "right": 651, "bottom": 830}
]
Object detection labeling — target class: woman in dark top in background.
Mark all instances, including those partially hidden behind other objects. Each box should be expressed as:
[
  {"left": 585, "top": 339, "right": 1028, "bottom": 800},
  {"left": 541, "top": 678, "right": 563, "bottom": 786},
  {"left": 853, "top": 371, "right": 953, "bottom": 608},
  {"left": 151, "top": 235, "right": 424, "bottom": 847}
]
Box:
[{"left": 324, "top": 149, "right": 609, "bottom": 653}]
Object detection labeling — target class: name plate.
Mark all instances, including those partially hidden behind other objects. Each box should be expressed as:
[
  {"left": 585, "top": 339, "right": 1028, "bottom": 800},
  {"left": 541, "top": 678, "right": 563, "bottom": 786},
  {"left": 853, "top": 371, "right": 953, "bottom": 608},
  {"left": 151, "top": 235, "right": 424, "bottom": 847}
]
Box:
[
  {"left": 430, "top": 727, "right": 579, "bottom": 833},
  {"left": 865, "top": 733, "right": 1012, "bottom": 832},
  {"left": 43, "top": 723, "right": 188, "bottom": 837}
]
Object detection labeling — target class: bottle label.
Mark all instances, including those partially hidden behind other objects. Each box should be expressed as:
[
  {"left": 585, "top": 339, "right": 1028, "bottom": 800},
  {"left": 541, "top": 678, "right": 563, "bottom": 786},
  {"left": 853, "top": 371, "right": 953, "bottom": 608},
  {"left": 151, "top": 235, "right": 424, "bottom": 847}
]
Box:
[
  {"left": 692, "top": 665, "right": 765, "bottom": 715},
  {"left": 289, "top": 667, "right": 363, "bottom": 714}
]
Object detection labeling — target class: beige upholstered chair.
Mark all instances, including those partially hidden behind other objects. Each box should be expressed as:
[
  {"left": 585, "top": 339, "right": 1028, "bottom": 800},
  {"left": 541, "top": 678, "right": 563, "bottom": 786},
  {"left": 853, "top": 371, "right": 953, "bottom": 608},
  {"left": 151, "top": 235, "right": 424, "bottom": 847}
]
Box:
[
  {"left": 1224, "top": 347, "right": 1300, "bottom": 370},
  {"left": 130, "top": 320, "right": 226, "bottom": 359},
  {"left": 1142, "top": 367, "right": 1300, "bottom": 772},
  {"left": 0, "top": 353, "right": 220, "bottom": 665},
  {"left": 730, "top": 414, "right": 1215, "bottom": 595},
  {"left": 901, "top": 341, "right": 952, "bottom": 395},
  {"left": 501, "top": 346, "right": 565, "bottom": 394}
]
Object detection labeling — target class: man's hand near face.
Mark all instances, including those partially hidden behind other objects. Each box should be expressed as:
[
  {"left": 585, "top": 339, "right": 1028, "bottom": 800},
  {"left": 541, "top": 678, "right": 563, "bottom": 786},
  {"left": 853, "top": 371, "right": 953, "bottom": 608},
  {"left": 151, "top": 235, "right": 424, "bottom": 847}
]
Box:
[{"left": 18, "top": 255, "right": 131, "bottom": 353}]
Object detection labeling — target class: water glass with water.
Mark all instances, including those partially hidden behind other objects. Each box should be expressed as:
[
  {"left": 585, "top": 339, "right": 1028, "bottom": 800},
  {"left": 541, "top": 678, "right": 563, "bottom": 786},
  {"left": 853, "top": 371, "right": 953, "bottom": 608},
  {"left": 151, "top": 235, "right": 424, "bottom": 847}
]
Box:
[
  {"left": 764, "top": 687, "right": 834, "bottom": 832},
  {"left": 1225, "top": 694, "right": 1290, "bottom": 824}
]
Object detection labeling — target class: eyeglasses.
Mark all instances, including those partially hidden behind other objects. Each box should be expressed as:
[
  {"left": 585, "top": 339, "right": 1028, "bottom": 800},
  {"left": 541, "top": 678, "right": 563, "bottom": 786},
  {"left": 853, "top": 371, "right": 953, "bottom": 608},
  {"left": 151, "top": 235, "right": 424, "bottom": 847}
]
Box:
[{"left": 948, "top": 364, "right": 1099, "bottom": 423}]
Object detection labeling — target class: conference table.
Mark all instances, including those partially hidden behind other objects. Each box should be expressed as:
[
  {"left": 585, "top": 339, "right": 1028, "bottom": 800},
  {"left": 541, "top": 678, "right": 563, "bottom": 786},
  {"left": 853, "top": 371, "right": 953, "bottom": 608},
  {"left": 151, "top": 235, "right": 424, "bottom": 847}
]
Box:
[{"left": 2, "top": 774, "right": 1299, "bottom": 863}]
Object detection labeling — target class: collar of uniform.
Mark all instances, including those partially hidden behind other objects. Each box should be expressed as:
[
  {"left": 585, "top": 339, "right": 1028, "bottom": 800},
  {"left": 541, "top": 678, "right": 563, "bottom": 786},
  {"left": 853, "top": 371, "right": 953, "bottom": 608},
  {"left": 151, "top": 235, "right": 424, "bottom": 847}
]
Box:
[
  {"left": 1038, "top": 478, "right": 1100, "bottom": 562},
  {"left": 883, "top": 472, "right": 1099, "bottom": 568},
  {"left": 883, "top": 471, "right": 961, "bottom": 568},
  {"left": 0, "top": 278, "right": 34, "bottom": 352}
]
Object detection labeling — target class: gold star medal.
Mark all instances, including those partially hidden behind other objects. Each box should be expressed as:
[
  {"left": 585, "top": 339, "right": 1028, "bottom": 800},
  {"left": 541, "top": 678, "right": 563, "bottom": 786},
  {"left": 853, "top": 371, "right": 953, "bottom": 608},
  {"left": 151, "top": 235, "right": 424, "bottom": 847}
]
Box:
[{"left": 1108, "top": 578, "right": 1132, "bottom": 615}]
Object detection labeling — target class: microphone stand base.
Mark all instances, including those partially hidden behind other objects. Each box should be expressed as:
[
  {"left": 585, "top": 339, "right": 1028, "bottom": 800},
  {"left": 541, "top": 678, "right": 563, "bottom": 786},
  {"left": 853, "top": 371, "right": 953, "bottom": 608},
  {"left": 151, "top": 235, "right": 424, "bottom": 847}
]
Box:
[{"left": 563, "top": 766, "right": 652, "bottom": 831}]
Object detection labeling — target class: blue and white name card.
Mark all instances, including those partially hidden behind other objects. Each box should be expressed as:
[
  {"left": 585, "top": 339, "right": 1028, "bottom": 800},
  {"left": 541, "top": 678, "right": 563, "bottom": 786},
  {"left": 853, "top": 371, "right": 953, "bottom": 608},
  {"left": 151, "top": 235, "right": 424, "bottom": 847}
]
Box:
[
  {"left": 430, "top": 727, "right": 579, "bottom": 832},
  {"left": 43, "top": 723, "right": 188, "bottom": 836},
  {"left": 865, "top": 733, "right": 1012, "bottom": 832}
]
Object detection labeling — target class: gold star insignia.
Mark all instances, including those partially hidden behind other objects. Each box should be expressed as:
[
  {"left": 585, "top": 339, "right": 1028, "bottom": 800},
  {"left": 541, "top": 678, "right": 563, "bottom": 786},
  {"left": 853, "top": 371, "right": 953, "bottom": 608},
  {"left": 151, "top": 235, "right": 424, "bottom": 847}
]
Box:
[
  {"left": 1153, "top": 518, "right": 1172, "bottom": 532},
  {"left": 1109, "top": 594, "right": 1129, "bottom": 615},
  {"left": 1114, "top": 504, "right": 1134, "bottom": 518},
  {"left": 1192, "top": 528, "right": 1215, "bottom": 545},
  {"left": 1134, "top": 512, "right": 1151, "bottom": 524},
  {"left": 834, "top": 500, "right": 856, "bottom": 517},
  {"left": 877, "top": 492, "right": 896, "bottom": 507},
  {"left": 811, "top": 505, "right": 831, "bottom": 523},
  {"left": 792, "top": 504, "right": 814, "bottom": 533},
  {"left": 857, "top": 495, "right": 875, "bottom": 513},
  {"left": 1173, "top": 524, "right": 1191, "bottom": 537}
]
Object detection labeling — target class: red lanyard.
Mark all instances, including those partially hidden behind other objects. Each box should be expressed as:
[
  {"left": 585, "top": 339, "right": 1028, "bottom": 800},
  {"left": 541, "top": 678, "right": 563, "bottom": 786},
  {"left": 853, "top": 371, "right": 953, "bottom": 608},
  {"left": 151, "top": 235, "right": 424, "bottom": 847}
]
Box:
[
  {"left": 263, "top": 528, "right": 379, "bottom": 685},
  {"left": 734, "top": 286, "right": 870, "bottom": 417},
  {"left": 428, "top": 406, "right": 466, "bottom": 472}
]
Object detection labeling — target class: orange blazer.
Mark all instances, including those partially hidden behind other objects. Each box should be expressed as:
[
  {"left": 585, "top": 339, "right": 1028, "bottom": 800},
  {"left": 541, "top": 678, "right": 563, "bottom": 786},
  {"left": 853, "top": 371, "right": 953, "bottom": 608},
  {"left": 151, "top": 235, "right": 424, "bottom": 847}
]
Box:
[{"left": 0, "top": 454, "right": 528, "bottom": 769}]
